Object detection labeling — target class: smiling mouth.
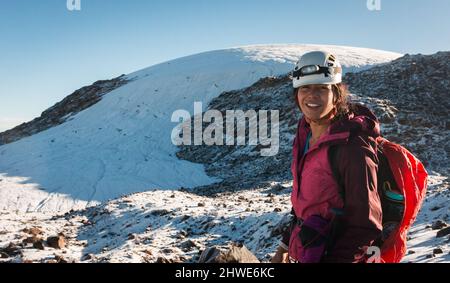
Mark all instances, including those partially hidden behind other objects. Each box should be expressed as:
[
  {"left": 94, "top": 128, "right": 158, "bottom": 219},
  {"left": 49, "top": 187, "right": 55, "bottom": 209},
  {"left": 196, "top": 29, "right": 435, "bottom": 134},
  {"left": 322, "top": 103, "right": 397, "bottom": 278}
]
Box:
[{"left": 305, "top": 103, "right": 321, "bottom": 108}]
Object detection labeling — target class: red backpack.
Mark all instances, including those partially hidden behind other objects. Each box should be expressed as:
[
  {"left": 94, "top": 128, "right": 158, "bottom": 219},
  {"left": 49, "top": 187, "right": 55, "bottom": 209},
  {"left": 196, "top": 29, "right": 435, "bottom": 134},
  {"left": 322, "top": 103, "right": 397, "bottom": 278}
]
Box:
[{"left": 330, "top": 136, "right": 428, "bottom": 263}]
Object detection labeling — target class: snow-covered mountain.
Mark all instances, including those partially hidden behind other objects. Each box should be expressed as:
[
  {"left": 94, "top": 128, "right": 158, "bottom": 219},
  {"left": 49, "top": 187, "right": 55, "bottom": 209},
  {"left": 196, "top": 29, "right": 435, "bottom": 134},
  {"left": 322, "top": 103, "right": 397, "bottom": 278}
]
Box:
[{"left": 0, "top": 44, "right": 401, "bottom": 213}]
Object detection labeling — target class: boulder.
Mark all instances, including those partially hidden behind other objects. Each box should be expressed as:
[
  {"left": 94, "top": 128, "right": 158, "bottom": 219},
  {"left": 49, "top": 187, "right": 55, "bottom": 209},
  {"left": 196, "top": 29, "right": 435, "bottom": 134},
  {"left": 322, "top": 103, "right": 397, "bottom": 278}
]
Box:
[
  {"left": 198, "top": 243, "right": 259, "bottom": 263},
  {"left": 47, "top": 235, "right": 66, "bottom": 249}
]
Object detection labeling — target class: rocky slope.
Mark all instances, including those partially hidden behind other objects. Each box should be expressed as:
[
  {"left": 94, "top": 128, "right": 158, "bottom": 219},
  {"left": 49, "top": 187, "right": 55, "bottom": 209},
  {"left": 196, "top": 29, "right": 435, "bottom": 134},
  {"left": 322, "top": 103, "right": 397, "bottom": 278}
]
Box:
[
  {"left": 345, "top": 52, "right": 450, "bottom": 175},
  {"left": 178, "top": 52, "right": 450, "bottom": 197}
]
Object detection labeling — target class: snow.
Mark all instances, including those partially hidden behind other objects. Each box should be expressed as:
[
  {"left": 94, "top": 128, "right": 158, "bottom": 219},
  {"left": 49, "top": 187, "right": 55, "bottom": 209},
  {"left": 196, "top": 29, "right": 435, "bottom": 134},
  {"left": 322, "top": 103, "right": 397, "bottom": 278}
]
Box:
[
  {"left": 1, "top": 174, "right": 447, "bottom": 263},
  {"left": 0, "top": 44, "right": 401, "bottom": 214},
  {"left": 0, "top": 182, "right": 294, "bottom": 263},
  {"left": 235, "top": 44, "right": 401, "bottom": 72},
  {"left": 401, "top": 173, "right": 450, "bottom": 263}
]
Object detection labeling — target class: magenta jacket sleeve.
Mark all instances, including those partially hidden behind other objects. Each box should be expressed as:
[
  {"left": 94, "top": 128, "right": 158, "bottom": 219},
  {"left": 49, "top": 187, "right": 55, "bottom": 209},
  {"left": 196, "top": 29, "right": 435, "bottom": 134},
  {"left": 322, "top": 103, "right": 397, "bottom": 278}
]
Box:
[{"left": 323, "top": 135, "right": 383, "bottom": 263}]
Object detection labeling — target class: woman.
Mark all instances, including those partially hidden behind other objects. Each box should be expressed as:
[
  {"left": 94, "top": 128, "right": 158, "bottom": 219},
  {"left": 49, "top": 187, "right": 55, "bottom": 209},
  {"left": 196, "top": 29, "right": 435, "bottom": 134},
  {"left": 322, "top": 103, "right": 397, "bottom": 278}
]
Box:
[{"left": 272, "top": 51, "right": 383, "bottom": 263}]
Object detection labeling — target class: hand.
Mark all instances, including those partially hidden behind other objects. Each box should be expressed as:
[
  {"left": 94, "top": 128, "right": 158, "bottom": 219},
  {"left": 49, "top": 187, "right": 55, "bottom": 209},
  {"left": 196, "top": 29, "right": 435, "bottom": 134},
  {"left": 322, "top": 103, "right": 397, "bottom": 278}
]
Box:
[{"left": 271, "top": 246, "right": 289, "bottom": 263}]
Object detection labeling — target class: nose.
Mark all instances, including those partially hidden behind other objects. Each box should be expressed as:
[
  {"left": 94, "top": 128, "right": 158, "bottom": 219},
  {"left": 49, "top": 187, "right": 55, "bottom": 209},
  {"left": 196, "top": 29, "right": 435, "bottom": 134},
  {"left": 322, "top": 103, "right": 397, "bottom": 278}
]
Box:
[{"left": 308, "top": 89, "right": 322, "bottom": 97}]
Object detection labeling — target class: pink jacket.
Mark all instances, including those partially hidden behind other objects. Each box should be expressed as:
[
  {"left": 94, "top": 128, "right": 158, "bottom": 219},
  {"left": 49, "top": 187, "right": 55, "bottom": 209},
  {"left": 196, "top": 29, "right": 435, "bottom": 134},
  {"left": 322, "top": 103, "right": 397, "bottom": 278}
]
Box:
[{"left": 288, "top": 104, "right": 383, "bottom": 263}]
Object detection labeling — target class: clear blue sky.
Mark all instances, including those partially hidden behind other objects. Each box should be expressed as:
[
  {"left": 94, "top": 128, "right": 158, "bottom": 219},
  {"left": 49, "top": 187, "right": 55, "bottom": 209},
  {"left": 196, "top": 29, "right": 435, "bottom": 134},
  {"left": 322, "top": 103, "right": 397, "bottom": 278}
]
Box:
[{"left": 1, "top": 0, "right": 449, "bottom": 131}]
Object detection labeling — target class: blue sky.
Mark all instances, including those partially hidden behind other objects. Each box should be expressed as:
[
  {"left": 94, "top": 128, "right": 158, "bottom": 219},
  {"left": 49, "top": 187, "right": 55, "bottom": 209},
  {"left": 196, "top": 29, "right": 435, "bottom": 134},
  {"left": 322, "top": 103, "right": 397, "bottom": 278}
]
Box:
[{"left": 1, "top": 0, "right": 449, "bottom": 131}]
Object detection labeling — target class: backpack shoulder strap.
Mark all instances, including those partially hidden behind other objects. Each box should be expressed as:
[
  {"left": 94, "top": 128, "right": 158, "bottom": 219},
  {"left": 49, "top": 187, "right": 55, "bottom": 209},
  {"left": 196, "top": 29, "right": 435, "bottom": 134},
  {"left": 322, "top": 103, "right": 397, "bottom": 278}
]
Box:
[{"left": 328, "top": 144, "right": 345, "bottom": 201}]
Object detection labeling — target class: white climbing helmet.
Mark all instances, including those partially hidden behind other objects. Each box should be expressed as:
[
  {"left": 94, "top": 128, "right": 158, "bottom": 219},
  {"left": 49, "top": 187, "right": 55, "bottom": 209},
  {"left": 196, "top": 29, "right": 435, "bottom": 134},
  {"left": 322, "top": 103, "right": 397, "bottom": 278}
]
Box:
[{"left": 292, "top": 51, "right": 342, "bottom": 88}]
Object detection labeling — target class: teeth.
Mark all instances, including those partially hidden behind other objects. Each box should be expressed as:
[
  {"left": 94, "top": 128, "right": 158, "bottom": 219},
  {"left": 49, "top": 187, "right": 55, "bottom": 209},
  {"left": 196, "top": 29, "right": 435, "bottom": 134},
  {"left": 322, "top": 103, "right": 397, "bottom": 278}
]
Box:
[{"left": 307, "top": 103, "right": 320, "bottom": 107}]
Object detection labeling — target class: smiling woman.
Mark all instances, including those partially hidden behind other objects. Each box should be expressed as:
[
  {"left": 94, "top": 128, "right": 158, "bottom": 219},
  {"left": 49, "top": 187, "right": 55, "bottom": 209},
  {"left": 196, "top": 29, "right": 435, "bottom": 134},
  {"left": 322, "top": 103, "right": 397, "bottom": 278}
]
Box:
[
  {"left": 272, "top": 50, "right": 427, "bottom": 264},
  {"left": 273, "top": 51, "right": 384, "bottom": 263}
]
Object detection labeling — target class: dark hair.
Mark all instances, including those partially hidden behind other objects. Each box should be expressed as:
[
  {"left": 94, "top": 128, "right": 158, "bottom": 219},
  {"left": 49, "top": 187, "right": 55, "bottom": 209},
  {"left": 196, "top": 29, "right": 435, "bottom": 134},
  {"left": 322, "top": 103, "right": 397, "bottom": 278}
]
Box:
[
  {"left": 330, "top": 83, "right": 351, "bottom": 122},
  {"left": 293, "top": 83, "right": 351, "bottom": 122}
]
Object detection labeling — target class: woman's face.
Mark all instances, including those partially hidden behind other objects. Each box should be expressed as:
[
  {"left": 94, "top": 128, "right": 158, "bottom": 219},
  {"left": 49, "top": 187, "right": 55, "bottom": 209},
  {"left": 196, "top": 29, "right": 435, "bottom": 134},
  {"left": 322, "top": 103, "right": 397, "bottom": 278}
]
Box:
[{"left": 296, "top": 84, "right": 335, "bottom": 122}]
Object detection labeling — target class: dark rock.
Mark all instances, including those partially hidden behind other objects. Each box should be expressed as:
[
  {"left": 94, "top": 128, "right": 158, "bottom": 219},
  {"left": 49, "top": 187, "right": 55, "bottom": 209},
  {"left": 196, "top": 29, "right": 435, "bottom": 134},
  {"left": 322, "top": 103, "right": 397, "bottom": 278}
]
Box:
[
  {"left": 431, "top": 220, "right": 448, "bottom": 230},
  {"left": 156, "top": 257, "right": 171, "bottom": 263},
  {"left": 33, "top": 240, "right": 45, "bottom": 250},
  {"left": 198, "top": 202, "right": 206, "bottom": 207},
  {"left": 176, "top": 230, "right": 188, "bottom": 239},
  {"left": 47, "top": 235, "right": 66, "bottom": 249},
  {"left": 23, "top": 236, "right": 43, "bottom": 245},
  {"left": 1, "top": 242, "right": 21, "bottom": 257},
  {"left": 180, "top": 240, "right": 199, "bottom": 251},
  {"left": 82, "top": 253, "right": 96, "bottom": 261},
  {"left": 198, "top": 243, "right": 260, "bottom": 263},
  {"left": 433, "top": 248, "right": 443, "bottom": 255},
  {"left": 54, "top": 255, "right": 69, "bottom": 263},
  {"left": 198, "top": 247, "right": 221, "bottom": 263},
  {"left": 150, "top": 209, "right": 171, "bottom": 216},
  {"left": 156, "top": 256, "right": 182, "bottom": 263},
  {"left": 161, "top": 248, "right": 174, "bottom": 254},
  {"left": 437, "top": 227, "right": 450, "bottom": 238},
  {"left": 272, "top": 184, "right": 285, "bottom": 191}
]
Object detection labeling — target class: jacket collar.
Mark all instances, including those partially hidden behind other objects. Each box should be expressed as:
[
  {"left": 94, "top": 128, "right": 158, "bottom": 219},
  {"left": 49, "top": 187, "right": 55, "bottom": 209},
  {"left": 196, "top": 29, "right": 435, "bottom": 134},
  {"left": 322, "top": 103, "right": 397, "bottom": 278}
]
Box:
[{"left": 296, "top": 103, "right": 381, "bottom": 150}]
